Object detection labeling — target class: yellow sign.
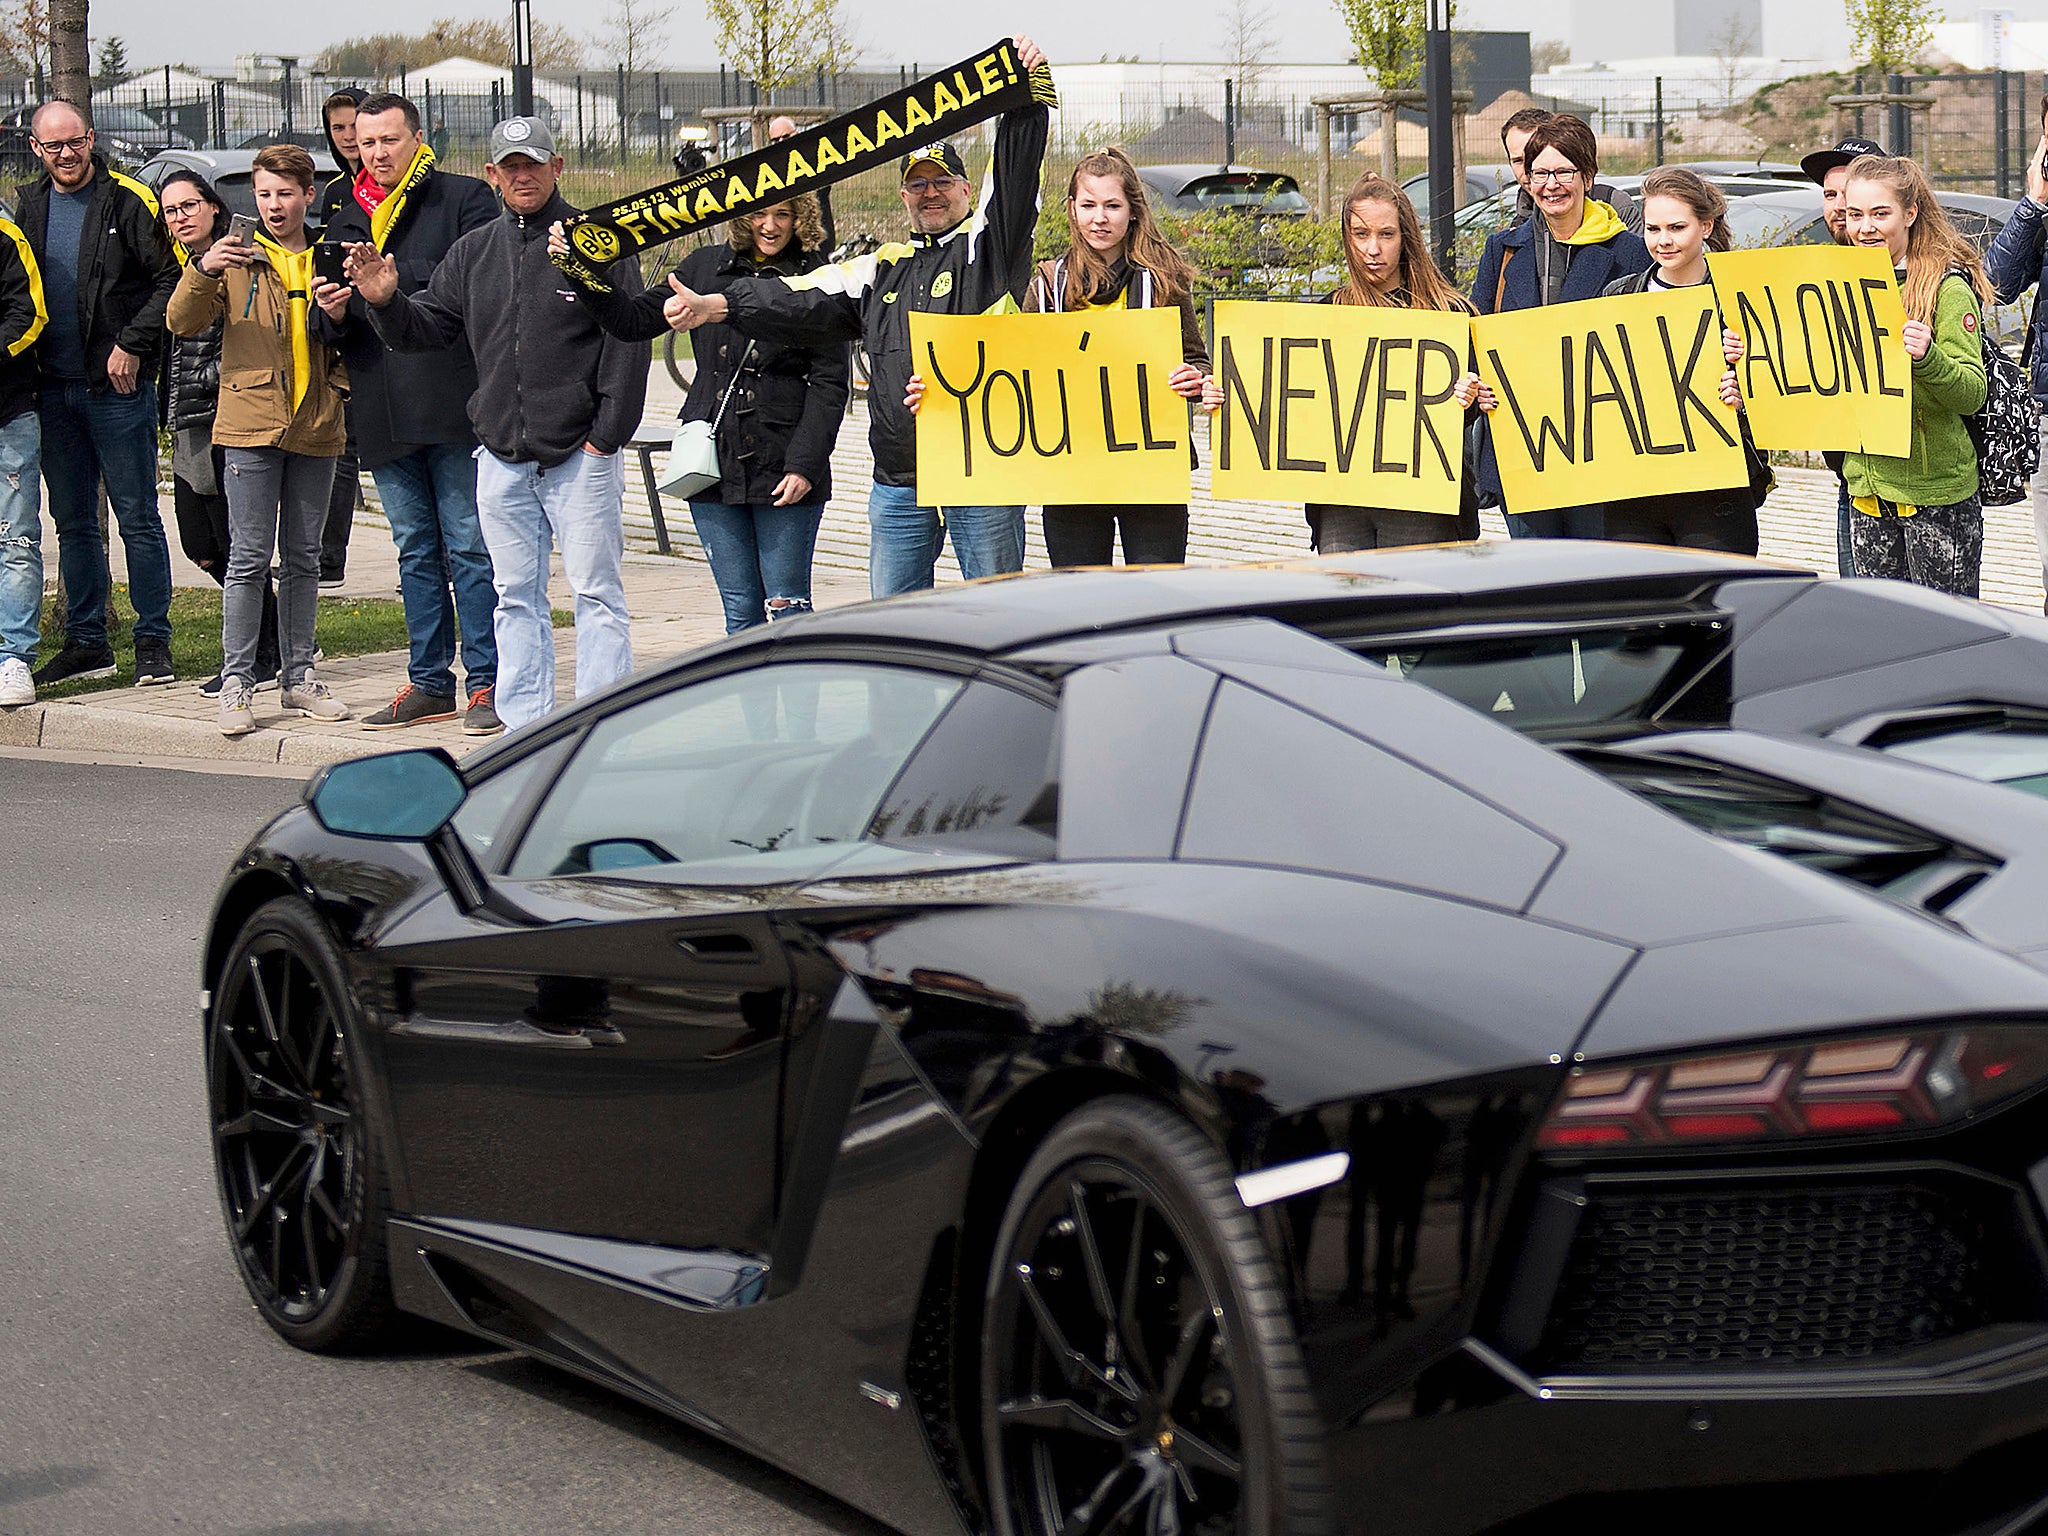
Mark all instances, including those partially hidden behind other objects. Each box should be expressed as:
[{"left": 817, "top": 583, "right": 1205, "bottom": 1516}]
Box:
[
  {"left": 911, "top": 308, "right": 1189, "bottom": 505},
  {"left": 1209, "top": 299, "right": 1470, "bottom": 514},
  {"left": 1472, "top": 285, "right": 1748, "bottom": 516},
  {"left": 1709, "top": 246, "right": 1911, "bottom": 455}
]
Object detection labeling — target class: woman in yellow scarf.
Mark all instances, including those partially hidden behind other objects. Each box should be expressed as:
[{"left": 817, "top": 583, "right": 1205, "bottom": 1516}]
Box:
[{"left": 167, "top": 144, "right": 352, "bottom": 736}]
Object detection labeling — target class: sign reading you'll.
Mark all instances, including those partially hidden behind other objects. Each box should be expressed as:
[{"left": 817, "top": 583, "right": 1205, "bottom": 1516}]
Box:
[
  {"left": 1709, "top": 246, "right": 1912, "bottom": 456},
  {"left": 1209, "top": 299, "right": 1472, "bottom": 514},
  {"left": 912, "top": 309, "right": 1190, "bottom": 506},
  {"left": 555, "top": 40, "right": 1053, "bottom": 291},
  {"left": 1472, "top": 285, "right": 1749, "bottom": 516}
]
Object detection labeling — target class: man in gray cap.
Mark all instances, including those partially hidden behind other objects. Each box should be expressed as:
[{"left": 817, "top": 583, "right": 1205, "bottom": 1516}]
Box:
[
  {"left": 1801, "top": 136, "right": 1888, "bottom": 576},
  {"left": 326, "top": 117, "right": 649, "bottom": 730}
]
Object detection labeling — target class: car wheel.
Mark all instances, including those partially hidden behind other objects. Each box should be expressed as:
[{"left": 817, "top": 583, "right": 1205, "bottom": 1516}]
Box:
[
  {"left": 982, "top": 1096, "right": 1333, "bottom": 1536},
  {"left": 208, "top": 895, "right": 397, "bottom": 1352}
]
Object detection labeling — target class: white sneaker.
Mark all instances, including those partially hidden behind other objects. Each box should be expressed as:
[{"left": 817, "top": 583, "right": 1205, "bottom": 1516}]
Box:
[
  {"left": 281, "top": 675, "right": 349, "bottom": 721},
  {"left": 219, "top": 681, "right": 257, "bottom": 736},
  {"left": 0, "top": 656, "right": 32, "bottom": 707}
]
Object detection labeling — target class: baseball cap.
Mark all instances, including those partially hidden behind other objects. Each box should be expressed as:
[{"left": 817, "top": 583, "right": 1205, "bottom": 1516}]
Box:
[
  {"left": 901, "top": 142, "right": 967, "bottom": 182},
  {"left": 1801, "top": 137, "right": 1888, "bottom": 185},
  {"left": 489, "top": 116, "right": 557, "bottom": 164}
]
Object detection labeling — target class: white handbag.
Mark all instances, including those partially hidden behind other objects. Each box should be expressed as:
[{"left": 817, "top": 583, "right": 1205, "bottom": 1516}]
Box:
[{"left": 657, "top": 341, "right": 753, "bottom": 499}]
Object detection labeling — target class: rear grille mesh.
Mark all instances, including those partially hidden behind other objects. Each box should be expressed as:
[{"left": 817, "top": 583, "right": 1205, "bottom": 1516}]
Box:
[{"left": 1539, "top": 1181, "right": 1996, "bottom": 1370}]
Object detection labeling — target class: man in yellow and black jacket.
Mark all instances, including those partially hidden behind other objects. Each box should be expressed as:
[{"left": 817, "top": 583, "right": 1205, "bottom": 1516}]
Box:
[
  {"left": 0, "top": 209, "right": 48, "bottom": 707},
  {"left": 664, "top": 33, "right": 1053, "bottom": 598},
  {"left": 18, "top": 102, "right": 182, "bottom": 687}
]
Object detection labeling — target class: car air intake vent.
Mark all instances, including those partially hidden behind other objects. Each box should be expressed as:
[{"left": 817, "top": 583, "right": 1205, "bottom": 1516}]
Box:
[{"left": 1537, "top": 1180, "right": 2002, "bottom": 1371}]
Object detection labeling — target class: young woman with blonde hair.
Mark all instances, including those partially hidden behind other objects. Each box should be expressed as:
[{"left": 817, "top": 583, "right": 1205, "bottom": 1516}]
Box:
[{"left": 1839, "top": 153, "right": 1992, "bottom": 595}]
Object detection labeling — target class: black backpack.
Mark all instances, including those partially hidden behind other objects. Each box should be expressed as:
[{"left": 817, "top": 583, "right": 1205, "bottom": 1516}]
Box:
[{"left": 1953, "top": 272, "right": 2039, "bottom": 506}]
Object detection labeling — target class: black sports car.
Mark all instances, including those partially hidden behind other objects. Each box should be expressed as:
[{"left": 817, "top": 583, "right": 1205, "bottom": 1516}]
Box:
[{"left": 202, "top": 543, "right": 2048, "bottom": 1536}]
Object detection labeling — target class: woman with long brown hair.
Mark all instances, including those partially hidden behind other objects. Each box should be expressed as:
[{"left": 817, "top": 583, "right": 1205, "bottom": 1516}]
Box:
[
  {"left": 1840, "top": 154, "right": 1992, "bottom": 595},
  {"left": 1284, "top": 173, "right": 1484, "bottom": 550}
]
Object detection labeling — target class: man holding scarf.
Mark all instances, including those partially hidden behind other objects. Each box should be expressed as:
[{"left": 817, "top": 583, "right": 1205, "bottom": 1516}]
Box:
[{"left": 318, "top": 93, "right": 503, "bottom": 734}]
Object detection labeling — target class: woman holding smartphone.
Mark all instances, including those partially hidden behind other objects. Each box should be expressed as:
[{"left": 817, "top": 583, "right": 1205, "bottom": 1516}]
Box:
[{"left": 168, "top": 144, "right": 352, "bottom": 735}]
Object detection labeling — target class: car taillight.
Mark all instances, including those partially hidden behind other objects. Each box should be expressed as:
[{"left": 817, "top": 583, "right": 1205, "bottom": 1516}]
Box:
[{"left": 1536, "top": 1027, "right": 2048, "bottom": 1152}]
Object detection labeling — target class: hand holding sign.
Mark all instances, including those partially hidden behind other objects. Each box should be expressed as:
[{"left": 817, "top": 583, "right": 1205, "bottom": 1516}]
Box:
[{"left": 905, "top": 374, "right": 926, "bottom": 413}]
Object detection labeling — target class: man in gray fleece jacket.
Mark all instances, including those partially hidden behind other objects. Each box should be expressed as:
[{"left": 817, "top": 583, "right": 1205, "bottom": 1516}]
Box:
[{"left": 324, "top": 116, "right": 648, "bottom": 731}]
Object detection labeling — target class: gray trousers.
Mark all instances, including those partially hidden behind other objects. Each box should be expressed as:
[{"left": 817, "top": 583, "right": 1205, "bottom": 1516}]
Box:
[{"left": 223, "top": 447, "right": 337, "bottom": 690}]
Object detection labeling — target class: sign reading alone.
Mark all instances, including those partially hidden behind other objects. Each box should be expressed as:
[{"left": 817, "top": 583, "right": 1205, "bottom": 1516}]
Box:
[
  {"left": 554, "top": 40, "right": 1054, "bottom": 292},
  {"left": 1208, "top": 300, "right": 1471, "bottom": 514},
  {"left": 1471, "top": 284, "right": 1749, "bottom": 516},
  {"left": 911, "top": 309, "right": 1189, "bottom": 506},
  {"left": 1708, "top": 245, "right": 1912, "bottom": 455}
]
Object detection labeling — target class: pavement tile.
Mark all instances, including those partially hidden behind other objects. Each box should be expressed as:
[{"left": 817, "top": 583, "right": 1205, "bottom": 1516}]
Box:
[{"left": 0, "top": 703, "right": 42, "bottom": 746}]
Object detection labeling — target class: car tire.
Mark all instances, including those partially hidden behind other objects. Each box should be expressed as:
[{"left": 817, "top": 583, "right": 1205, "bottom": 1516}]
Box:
[
  {"left": 208, "top": 895, "right": 398, "bottom": 1353},
  {"left": 981, "top": 1096, "right": 1334, "bottom": 1536}
]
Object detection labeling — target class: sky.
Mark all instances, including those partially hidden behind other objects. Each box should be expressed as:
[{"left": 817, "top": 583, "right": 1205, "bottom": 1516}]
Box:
[{"left": 97, "top": 0, "right": 1376, "bottom": 76}]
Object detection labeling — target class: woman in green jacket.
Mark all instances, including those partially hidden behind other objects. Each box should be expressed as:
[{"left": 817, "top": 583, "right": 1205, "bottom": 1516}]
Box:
[{"left": 1840, "top": 154, "right": 1992, "bottom": 596}]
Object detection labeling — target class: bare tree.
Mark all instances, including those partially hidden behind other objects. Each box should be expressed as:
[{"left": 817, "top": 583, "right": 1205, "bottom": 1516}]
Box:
[
  {"left": 1218, "top": 0, "right": 1279, "bottom": 101},
  {"left": 48, "top": 0, "right": 84, "bottom": 113},
  {"left": 1530, "top": 38, "right": 1569, "bottom": 72},
  {"left": 0, "top": 0, "right": 51, "bottom": 81},
  {"left": 589, "top": 0, "right": 674, "bottom": 76},
  {"left": 1708, "top": 14, "right": 1757, "bottom": 110}
]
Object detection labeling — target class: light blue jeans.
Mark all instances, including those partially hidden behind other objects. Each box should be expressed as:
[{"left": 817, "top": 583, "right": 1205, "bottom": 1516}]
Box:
[
  {"left": 0, "top": 412, "right": 41, "bottom": 665},
  {"left": 866, "top": 480, "right": 1025, "bottom": 597},
  {"left": 475, "top": 446, "right": 632, "bottom": 732}
]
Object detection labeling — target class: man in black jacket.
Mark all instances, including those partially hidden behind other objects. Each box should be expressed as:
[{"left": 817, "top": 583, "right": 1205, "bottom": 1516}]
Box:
[
  {"left": 334, "top": 117, "right": 648, "bottom": 733},
  {"left": 0, "top": 210, "right": 48, "bottom": 708},
  {"left": 665, "top": 34, "right": 1052, "bottom": 597},
  {"left": 319, "top": 92, "right": 501, "bottom": 733},
  {"left": 19, "top": 101, "right": 181, "bottom": 687}
]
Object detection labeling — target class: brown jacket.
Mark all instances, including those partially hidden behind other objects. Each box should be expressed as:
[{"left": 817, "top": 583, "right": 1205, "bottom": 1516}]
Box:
[{"left": 166, "top": 260, "right": 347, "bottom": 455}]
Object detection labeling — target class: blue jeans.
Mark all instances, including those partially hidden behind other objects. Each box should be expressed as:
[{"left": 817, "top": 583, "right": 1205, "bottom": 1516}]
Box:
[
  {"left": 866, "top": 480, "right": 1025, "bottom": 598},
  {"left": 474, "top": 447, "right": 632, "bottom": 732},
  {"left": 0, "top": 412, "right": 40, "bottom": 665},
  {"left": 689, "top": 499, "right": 823, "bottom": 632},
  {"left": 1836, "top": 477, "right": 1854, "bottom": 578},
  {"left": 370, "top": 444, "right": 496, "bottom": 697},
  {"left": 41, "top": 380, "right": 171, "bottom": 647},
  {"left": 1505, "top": 504, "right": 1604, "bottom": 539}
]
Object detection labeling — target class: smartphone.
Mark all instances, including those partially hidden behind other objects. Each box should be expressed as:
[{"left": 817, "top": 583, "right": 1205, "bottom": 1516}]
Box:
[
  {"left": 226, "top": 212, "right": 256, "bottom": 246},
  {"left": 312, "top": 241, "right": 349, "bottom": 287}
]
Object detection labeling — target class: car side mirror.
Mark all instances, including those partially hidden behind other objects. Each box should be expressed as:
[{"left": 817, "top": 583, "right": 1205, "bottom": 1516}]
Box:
[{"left": 307, "top": 747, "right": 467, "bottom": 840}]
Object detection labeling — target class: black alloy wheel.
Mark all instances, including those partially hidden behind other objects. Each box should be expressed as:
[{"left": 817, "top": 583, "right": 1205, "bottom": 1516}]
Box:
[
  {"left": 209, "top": 896, "right": 395, "bottom": 1351},
  {"left": 983, "top": 1097, "right": 1332, "bottom": 1536}
]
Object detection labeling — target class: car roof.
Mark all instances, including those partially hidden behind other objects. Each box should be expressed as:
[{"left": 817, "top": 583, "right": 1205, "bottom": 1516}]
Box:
[
  {"left": 691, "top": 543, "right": 1806, "bottom": 662},
  {"left": 140, "top": 147, "right": 343, "bottom": 180},
  {"left": 1733, "top": 185, "right": 2017, "bottom": 215},
  {"left": 1135, "top": 163, "right": 1302, "bottom": 192}
]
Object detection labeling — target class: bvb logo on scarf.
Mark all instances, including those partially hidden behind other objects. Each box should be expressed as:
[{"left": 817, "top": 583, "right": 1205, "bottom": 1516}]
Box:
[{"left": 254, "top": 229, "right": 316, "bottom": 413}]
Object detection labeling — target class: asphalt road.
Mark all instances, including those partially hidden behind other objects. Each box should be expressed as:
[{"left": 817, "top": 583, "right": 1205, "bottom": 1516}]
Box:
[{"left": 0, "top": 755, "right": 883, "bottom": 1536}]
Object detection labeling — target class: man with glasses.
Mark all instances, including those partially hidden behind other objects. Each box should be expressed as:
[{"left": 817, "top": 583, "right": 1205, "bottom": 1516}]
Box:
[
  {"left": 663, "top": 34, "right": 1052, "bottom": 596},
  {"left": 17, "top": 100, "right": 181, "bottom": 686}
]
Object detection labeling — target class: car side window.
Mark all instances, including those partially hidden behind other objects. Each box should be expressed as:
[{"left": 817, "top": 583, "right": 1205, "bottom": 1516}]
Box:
[
  {"left": 866, "top": 680, "right": 1060, "bottom": 857},
  {"left": 451, "top": 737, "right": 572, "bottom": 869},
  {"left": 507, "top": 662, "right": 963, "bottom": 881}
]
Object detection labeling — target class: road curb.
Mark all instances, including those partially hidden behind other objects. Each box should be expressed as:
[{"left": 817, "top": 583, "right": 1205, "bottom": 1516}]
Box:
[{"left": 0, "top": 699, "right": 412, "bottom": 769}]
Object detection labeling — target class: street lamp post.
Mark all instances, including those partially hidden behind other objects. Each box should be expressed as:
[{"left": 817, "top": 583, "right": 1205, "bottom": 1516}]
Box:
[
  {"left": 1424, "top": 0, "right": 1455, "bottom": 276},
  {"left": 511, "top": 0, "right": 536, "bottom": 118}
]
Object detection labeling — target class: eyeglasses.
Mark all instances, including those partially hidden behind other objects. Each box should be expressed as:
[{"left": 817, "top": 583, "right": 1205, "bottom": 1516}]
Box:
[
  {"left": 903, "top": 176, "right": 963, "bottom": 195},
  {"left": 33, "top": 134, "right": 89, "bottom": 157},
  {"left": 1527, "top": 167, "right": 1583, "bottom": 185},
  {"left": 161, "top": 199, "right": 207, "bottom": 220}
]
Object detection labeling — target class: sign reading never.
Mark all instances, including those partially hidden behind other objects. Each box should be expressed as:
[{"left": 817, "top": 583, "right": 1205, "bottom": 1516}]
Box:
[
  {"left": 555, "top": 40, "right": 1054, "bottom": 291},
  {"left": 912, "top": 309, "right": 1190, "bottom": 506},
  {"left": 1708, "top": 246, "right": 1912, "bottom": 455},
  {"left": 1210, "top": 300, "right": 1471, "bottom": 514},
  {"left": 1473, "top": 285, "right": 1748, "bottom": 516}
]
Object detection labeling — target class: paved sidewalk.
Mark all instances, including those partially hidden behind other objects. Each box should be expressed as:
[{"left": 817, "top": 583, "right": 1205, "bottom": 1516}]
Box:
[{"left": 6, "top": 364, "right": 2044, "bottom": 770}]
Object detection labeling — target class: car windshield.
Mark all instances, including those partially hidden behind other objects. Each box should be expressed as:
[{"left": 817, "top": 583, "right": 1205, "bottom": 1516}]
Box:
[
  {"left": 1180, "top": 174, "right": 1309, "bottom": 212},
  {"left": 1875, "top": 719, "right": 2048, "bottom": 798},
  {"left": 1347, "top": 619, "right": 1726, "bottom": 735}
]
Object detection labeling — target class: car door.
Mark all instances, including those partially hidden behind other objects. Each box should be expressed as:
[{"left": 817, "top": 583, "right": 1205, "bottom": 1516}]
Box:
[{"left": 373, "top": 656, "right": 971, "bottom": 1265}]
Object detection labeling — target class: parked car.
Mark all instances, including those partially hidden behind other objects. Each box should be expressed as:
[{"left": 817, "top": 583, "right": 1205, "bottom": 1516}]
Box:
[
  {"left": 203, "top": 541, "right": 2048, "bottom": 1536},
  {"left": 1135, "top": 162, "right": 1312, "bottom": 218},
  {"left": 1401, "top": 163, "right": 1518, "bottom": 213},
  {"left": 132, "top": 147, "right": 347, "bottom": 227}
]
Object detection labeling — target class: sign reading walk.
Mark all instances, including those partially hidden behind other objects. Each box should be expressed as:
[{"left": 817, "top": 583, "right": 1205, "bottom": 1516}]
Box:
[
  {"left": 1210, "top": 299, "right": 1470, "bottom": 514},
  {"left": 555, "top": 40, "right": 1055, "bottom": 291},
  {"left": 1473, "top": 285, "right": 1748, "bottom": 516},
  {"left": 1709, "top": 246, "right": 1911, "bottom": 455},
  {"left": 912, "top": 309, "right": 1190, "bottom": 505}
]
